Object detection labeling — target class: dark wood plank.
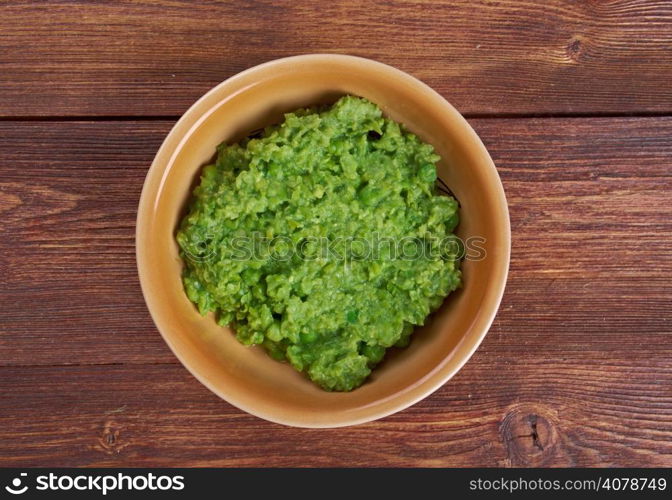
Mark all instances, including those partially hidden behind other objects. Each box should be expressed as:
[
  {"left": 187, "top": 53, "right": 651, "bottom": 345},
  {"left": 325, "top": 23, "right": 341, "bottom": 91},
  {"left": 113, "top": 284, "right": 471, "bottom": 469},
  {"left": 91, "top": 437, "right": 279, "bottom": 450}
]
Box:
[
  {"left": 1, "top": 0, "right": 672, "bottom": 117},
  {"left": 1, "top": 117, "right": 671, "bottom": 367},
  {"left": 0, "top": 358, "right": 670, "bottom": 467},
  {"left": 0, "top": 121, "right": 176, "bottom": 365},
  {"left": 473, "top": 116, "right": 672, "bottom": 360}
]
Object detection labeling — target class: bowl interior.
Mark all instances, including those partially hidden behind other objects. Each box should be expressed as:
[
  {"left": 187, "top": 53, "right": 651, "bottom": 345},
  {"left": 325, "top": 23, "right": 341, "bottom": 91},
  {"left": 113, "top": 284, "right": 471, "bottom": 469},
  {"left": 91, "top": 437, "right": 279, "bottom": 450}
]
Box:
[{"left": 137, "top": 55, "right": 509, "bottom": 427}]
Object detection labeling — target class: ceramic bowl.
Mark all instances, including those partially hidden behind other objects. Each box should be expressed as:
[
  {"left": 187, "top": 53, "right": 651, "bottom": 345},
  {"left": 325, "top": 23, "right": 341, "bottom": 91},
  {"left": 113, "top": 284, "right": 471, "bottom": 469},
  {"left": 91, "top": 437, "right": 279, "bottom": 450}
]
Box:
[{"left": 136, "top": 54, "right": 510, "bottom": 427}]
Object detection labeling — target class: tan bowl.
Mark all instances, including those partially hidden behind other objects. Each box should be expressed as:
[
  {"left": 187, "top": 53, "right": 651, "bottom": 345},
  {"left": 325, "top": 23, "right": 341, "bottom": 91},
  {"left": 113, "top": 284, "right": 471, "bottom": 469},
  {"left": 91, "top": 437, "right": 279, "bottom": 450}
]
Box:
[{"left": 136, "top": 54, "right": 510, "bottom": 428}]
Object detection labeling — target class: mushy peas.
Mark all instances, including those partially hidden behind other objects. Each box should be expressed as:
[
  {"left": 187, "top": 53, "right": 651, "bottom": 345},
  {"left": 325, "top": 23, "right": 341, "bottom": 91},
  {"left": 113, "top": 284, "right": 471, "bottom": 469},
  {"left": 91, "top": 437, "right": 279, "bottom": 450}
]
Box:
[{"left": 177, "top": 96, "right": 461, "bottom": 391}]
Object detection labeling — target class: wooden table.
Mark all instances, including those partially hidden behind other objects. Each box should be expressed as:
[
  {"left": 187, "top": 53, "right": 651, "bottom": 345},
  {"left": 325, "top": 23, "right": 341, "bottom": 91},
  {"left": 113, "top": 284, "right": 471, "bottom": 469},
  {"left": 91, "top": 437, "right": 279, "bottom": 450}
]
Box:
[{"left": 1, "top": 0, "right": 671, "bottom": 467}]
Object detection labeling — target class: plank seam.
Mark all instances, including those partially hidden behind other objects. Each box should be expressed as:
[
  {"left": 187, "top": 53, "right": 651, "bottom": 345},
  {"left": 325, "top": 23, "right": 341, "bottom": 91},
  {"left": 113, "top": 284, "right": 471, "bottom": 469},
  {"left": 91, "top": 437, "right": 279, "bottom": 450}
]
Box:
[{"left": 1, "top": 111, "right": 672, "bottom": 122}]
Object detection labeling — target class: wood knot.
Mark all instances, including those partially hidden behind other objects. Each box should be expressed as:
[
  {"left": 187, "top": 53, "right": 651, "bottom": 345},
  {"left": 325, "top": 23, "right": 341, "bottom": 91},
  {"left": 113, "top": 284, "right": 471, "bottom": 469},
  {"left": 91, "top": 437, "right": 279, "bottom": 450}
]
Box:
[
  {"left": 98, "top": 419, "right": 129, "bottom": 455},
  {"left": 0, "top": 187, "right": 23, "bottom": 216},
  {"left": 566, "top": 36, "right": 584, "bottom": 63},
  {"left": 500, "top": 403, "right": 559, "bottom": 466}
]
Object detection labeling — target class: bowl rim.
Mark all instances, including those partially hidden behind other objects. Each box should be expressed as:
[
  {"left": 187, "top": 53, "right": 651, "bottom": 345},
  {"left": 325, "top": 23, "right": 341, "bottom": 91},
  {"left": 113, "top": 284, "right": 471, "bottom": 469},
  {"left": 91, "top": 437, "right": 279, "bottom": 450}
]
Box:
[{"left": 136, "top": 53, "right": 511, "bottom": 427}]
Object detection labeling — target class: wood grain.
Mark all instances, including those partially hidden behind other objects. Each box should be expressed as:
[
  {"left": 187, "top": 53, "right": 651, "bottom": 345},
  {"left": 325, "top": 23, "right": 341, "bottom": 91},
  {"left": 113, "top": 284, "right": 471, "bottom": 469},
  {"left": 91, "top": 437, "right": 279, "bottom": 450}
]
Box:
[
  {"left": 0, "top": 122, "right": 175, "bottom": 365},
  {"left": 2, "top": 118, "right": 671, "bottom": 366},
  {"left": 0, "top": 358, "right": 670, "bottom": 467},
  {"left": 0, "top": 116, "right": 671, "bottom": 466},
  {"left": 1, "top": 0, "right": 672, "bottom": 117}
]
